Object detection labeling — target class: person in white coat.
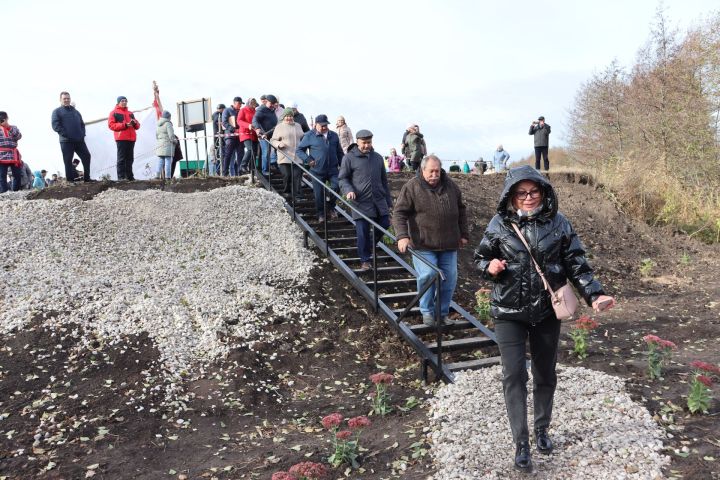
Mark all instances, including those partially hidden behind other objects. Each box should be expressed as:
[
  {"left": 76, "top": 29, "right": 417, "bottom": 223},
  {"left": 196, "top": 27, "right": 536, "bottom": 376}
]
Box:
[{"left": 155, "top": 111, "right": 176, "bottom": 179}]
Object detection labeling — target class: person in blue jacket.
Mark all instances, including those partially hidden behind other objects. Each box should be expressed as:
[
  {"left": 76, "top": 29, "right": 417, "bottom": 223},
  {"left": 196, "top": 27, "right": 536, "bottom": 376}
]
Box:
[
  {"left": 51, "top": 91, "right": 92, "bottom": 182},
  {"left": 32, "top": 171, "right": 45, "bottom": 189},
  {"left": 296, "top": 114, "right": 345, "bottom": 222}
]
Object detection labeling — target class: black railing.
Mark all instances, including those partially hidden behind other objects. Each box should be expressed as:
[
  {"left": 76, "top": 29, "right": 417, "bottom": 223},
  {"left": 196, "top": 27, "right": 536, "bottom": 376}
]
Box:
[{"left": 256, "top": 145, "right": 449, "bottom": 378}]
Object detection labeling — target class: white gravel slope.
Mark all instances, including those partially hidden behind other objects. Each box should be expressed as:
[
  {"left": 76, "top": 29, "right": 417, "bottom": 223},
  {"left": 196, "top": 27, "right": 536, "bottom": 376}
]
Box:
[
  {"left": 0, "top": 186, "right": 317, "bottom": 386},
  {"left": 430, "top": 365, "right": 670, "bottom": 479}
]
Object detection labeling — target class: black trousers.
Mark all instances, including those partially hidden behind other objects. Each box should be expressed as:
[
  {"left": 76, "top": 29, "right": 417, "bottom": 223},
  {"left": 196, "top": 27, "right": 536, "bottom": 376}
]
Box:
[
  {"left": 534, "top": 146, "right": 549, "bottom": 170},
  {"left": 278, "top": 162, "right": 303, "bottom": 196},
  {"left": 494, "top": 317, "right": 561, "bottom": 444},
  {"left": 60, "top": 141, "right": 91, "bottom": 181},
  {"left": 242, "top": 140, "right": 259, "bottom": 172},
  {"left": 116, "top": 140, "right": 135, "bottom": 180}
]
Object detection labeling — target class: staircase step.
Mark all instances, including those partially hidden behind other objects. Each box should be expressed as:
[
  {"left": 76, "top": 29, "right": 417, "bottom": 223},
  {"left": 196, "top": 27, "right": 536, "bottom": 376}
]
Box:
[
  {"left": 408, "top": 320, "right": 473, "bottom": 335},
  {"left": 368, "top": 278, "right": 416, "bottom": 286},
  {"left": 446, "top": 357, "right": 501, "bottom": 372},
  {"left": 379, "top": 291, "right": 418, "bottom": 299},
  {"left": 343, "top": 256, "right": 392, "bottom": 263},
  {"left": 353, "top": 265, "right": 407, "bottom": 274},
  {"left": 425, "top": 336, "right": 494, "bottom": 352},
  {"left": 391, "top": 307, "right": 421, "bottom": 317}
]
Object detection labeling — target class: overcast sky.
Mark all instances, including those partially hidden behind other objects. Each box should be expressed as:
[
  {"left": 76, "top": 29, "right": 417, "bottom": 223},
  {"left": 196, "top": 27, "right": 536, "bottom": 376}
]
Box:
[{"left": 3, "top": 0, "right": 718, "bottom": 174}]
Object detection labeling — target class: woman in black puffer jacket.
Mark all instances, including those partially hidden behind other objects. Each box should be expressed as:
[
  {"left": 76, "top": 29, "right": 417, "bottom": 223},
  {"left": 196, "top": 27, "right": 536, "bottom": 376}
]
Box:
[{"left": 474, "top": 165, "right": 615, "bottom": 472}]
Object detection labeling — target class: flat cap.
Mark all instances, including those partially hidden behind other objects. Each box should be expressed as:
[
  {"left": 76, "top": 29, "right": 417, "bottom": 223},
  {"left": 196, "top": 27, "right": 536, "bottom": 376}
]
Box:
[{"left": 355, "top": 129, "right": 373, "bottom": 139}]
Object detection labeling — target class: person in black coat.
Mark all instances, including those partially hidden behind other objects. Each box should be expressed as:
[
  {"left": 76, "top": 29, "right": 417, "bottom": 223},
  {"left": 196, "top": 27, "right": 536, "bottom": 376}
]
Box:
[
  {"left": 338, "top": 129, "right": 393, "bottom": 272},
  {"left": 474, "top": 165, "right": 615, "bottom": 472},
  {"left": 529, "top": 116, "right": 551, "bottom": 171},
  {"left": 51, "top": 92, "right": 92, "bottom": 181}
]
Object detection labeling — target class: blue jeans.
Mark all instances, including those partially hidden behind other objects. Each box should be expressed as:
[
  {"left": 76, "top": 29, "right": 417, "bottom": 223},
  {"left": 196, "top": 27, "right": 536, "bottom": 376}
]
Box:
[
  {"left": 223, "top": 137, "right": 243, "bottom": 176},
  {"left": 412, "top": 250, "right": 458, "bottom": 317},
  {"left": 0, "top": 164, "right": 22, "bottom": 193},
  {"left": 156, "top": 156, "right": 172, "bottom": 178},
  {"left": 355, "top": 215, "right": 390, "bottom": 262},
  {"left": 493, "top": 158, "right": 504, "bottom": 172},
  {"left": 260, "top": 139, "right": 277, "bottom": 175},
  {"left": 311, "top": 171, "right": 338, "bottom": 217}
]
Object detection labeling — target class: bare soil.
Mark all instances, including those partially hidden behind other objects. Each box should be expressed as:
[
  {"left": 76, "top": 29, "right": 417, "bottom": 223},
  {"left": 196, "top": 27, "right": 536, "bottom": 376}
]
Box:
[{"left": 1, "top": 171, "right": 718, "bottom": 479}]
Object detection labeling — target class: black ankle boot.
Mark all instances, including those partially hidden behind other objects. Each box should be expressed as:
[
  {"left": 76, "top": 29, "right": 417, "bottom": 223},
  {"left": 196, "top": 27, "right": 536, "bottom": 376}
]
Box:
[
  {"left": 535, "top": 428, "right": 553, "bottom": 454},
  {"left": 514, "top": 440, "right": 532, "bottom": 471}
]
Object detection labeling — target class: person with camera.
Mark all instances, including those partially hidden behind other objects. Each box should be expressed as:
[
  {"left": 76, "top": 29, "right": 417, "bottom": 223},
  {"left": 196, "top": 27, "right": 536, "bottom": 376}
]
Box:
[
  {"left": 108, "top": 96, "right": 141, "bottom": 181},
  {"left": 474, "top": 165, "right": 615, "bottom": 472},
  {"left": 529, "top": 116, "right": 551, "bottom": 170}
]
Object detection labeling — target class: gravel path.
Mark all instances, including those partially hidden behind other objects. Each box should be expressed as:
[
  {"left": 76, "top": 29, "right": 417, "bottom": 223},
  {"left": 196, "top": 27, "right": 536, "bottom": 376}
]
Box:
[
  {"left": 430, "top": 365, "right": 670, "bottom": 479},
  {"left": 0, "top": 186, "right": 318, "bottom": 401}
]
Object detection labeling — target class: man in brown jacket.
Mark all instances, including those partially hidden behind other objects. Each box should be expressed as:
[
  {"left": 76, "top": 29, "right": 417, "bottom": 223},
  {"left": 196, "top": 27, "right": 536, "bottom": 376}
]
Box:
[{"left": 392, "top": 154, "right": 469, "bottom": 326}]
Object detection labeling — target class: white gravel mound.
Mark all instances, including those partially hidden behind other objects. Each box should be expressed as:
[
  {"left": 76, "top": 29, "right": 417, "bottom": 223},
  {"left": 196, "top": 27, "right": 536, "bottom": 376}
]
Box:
[
  {"left": 430, "top": 365, "right": 670, "bottom": 479},
  {"left": 0, "top": 186, "right": 317, "bottom": 387}
]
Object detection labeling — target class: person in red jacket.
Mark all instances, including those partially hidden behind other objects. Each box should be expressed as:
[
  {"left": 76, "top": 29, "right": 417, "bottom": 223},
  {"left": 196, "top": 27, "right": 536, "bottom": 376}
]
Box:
[
  {"left": 108, "top": 96, "right": 141, "bottom": 180},
  {"left": 237, "top": 98, "right": 259, "bottom": 173}
]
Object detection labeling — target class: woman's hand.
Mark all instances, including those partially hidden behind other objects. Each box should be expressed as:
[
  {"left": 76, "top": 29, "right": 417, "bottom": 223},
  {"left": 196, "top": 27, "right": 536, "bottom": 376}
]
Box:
[
  {"left": 487, "top": 259, "right": 507, "bottom": 276},
  {"left": 592, "top": 295, "right": 616, "bottom": 312}
]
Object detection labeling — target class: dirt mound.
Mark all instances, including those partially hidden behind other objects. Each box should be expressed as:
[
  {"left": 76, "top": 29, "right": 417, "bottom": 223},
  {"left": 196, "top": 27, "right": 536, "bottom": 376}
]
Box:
[{"left": 2, "top": 172, "right": 719, "bottom": 478}]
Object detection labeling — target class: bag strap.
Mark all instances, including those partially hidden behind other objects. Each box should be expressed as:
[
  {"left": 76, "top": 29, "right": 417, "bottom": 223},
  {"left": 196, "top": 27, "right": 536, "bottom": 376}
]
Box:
[{"left": 510, "top": 222, "right": 557, "bottom": 298}]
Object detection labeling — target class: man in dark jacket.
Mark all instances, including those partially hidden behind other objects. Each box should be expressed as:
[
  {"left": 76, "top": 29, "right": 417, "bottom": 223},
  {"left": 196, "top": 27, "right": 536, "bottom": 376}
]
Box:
[
  {"left": 212, "top": 103, "right": 225, "bottom": 164},
  {"left": 296, "top": 114, "right": 345, "bottom": 222},
  {"left": 529, "top": 115, "right": 551, "bottom": 170},
  {"left": 221, "top": 97, "right": 244, "bottom": 176},
  {"left": 51, "top": 92, "right": 92, "bottom": 182},
  {"left": 339, "top": 129, "right": 393, "bottom": 272},
  {"left": 392, "top": 154, "right": 469, "bottom": 326},
  {"left": 252, "top": 94, "right": 279, "bottom": 175},
  {"left": 290, "top": 102, "right": 309, "bottom": 133}
]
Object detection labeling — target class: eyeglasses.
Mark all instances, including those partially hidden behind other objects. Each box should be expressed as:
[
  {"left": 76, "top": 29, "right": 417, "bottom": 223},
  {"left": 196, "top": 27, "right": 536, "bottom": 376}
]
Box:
[{"left": 513, "top": 188, "right": 542, "bottom": 200}]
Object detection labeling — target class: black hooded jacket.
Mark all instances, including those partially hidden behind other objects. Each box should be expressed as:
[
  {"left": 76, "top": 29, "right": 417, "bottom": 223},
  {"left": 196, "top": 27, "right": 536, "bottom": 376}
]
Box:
[{"left": 473, "top": 166, "right": 604, "bottom": 324}]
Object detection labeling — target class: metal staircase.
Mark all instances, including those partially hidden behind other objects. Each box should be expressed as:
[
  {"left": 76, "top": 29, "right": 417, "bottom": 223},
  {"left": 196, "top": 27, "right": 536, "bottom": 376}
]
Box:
[{"left": 254, "top": 160, "right": 500, "bottom": 382}]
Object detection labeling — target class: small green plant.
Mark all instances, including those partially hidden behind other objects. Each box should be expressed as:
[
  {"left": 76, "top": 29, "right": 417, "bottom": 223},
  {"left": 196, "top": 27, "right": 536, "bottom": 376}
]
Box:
[
  {"left": 474, "top": 288, "right": 491, "bottom": 320},
  {"left": 679, "top": 251, "right": 691, "bottom": 265},
  {"left": 642, "top": 335, "right": 676, "bottom": 380},
  {"left": 568, "top": 316, "right": 599, "bottom": 359},
  {"left": 321, "top": 413, "right": 371, "bottom": 468},
  {"left": 410, "top": 440, "right": 429, "bottom": 459},
  {"left": 397, "top": 395, "right": 420, "bottom": 413},
  {"left": 639, "top": 258, "right": 655, "bottom": 277},
  {"left": 687, "top": 361, "right": 719, "bottom": 414},
  {"left": 369, "top": 372, "right": 394, "bottom": 416},
  {"left": 382, "top": 225, "right": 395, "bottom": 246}
]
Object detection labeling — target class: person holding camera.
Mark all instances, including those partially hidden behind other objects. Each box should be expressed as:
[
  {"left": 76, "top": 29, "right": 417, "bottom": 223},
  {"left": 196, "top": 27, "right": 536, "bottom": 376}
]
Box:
[
  {"left": 529, "top": 116, "right": 551, "bottom": 170},
  {"left": 108, "top": 96, "right": 141, "bottom": 181}
]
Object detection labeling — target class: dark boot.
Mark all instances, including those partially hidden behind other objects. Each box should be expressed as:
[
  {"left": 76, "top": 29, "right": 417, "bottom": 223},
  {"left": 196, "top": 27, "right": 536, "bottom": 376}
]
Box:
[
  {"left": 514, "top": 441, "right": 532, "bottom": 471},
  {"left": 535, "top": 428, "right": 553, "bottom": 454}
]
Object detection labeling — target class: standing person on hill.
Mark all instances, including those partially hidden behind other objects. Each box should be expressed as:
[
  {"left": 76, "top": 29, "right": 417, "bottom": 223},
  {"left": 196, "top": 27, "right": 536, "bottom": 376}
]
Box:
[
  {"left": 252, "top": 94, "right": 279, "bottom": 176},
  {"left": 108, "top": 96, "right": 140, "bottom": 181},
  {"left": 51, "top": 91, "right": 92, "bottom": 182},
  {"left": 222, "top": 97, "right": 244, "bottom": 176},
  {"left": 155, "top": 111, "right": 176, "bottom": 179},
  {"left": 269, "top": 108, "right": 305, "bottom": 198},
  {"left": 336, "top": 116, "right": 353, "bottom": 154},
  {"left": 387, "top": 147, "right": 404, "bottom": 173},
  {"left": 392, "top": 154, "right": 468, "bottom": 326},
  {"left": 237, "top": 98, "right": 259, "bottom": 173},
  {"left": 406, "top": 125, "right": 426, "bottom": 171},
  {"left": 339, "top": 130, "right": 393, "bottom": 272},
  {"left": 473, "top": 165, "right": 615, "bottom": 472},
  {"left": 0, "top": 112, "right": 22, "bottom": 193},
  {"left": 296, "top": 114, "right": 344, "bottom": 223},
  {"left": 212, "top": 103, "right": 226, "bottom": 163},
  {"left": 529, "top": 116, "right": 551, "bottom": 170},
  {"left": 493, "top": 144, "right": 510, "bottom": 173}
]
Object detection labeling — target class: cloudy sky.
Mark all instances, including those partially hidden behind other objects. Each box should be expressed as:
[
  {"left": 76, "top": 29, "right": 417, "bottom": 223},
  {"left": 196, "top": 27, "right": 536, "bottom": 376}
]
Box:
[{"left": 3, "top": 0, "right": 718, "bottom": 174}]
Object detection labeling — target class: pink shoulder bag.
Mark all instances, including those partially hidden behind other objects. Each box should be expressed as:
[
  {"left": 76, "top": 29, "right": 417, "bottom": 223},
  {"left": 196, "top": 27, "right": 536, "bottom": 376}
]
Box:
[{"left": 511, "top": 223, "right": 578, "bottom": 321}]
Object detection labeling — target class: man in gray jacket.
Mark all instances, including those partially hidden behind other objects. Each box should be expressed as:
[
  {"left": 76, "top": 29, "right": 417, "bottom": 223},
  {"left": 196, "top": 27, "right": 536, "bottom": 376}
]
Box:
[
  {"left": 339, "top": 129, "right": 393, "bottom": 272},
  {"left": 529, "top": 115, "right": 551, "bottom": 170}
]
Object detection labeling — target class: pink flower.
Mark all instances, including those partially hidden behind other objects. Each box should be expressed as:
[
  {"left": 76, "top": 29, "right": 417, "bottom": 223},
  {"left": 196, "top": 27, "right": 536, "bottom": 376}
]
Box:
[
  {"left": 321, "top": 413, "right": 343, "bottom": 430},
  {"left": 336, "top": 430, "right": 352, "bottom": 440},
  {"left": 348, "top": 416, "right": 372, "bottom": 430},
  {"left": 643, "top": 335, "right": 676, "bottom": 349},
  {"left": 272, "top": 472, "right": 298, "bottom": 480},
  {"left": 370, "top": 372, "right": 394, "bottom": 385},
  {"left": 690, "top": 361, "right": 720, "bottom": 374},
  {"left": 697, "top": 375, "right": 713, "bottom": 387},
  {"left": 575, "top": 316, "right": 599, "bottom": 331},
  {"left": 289, "top": 461, "right": 329, "bottom": 479}
]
